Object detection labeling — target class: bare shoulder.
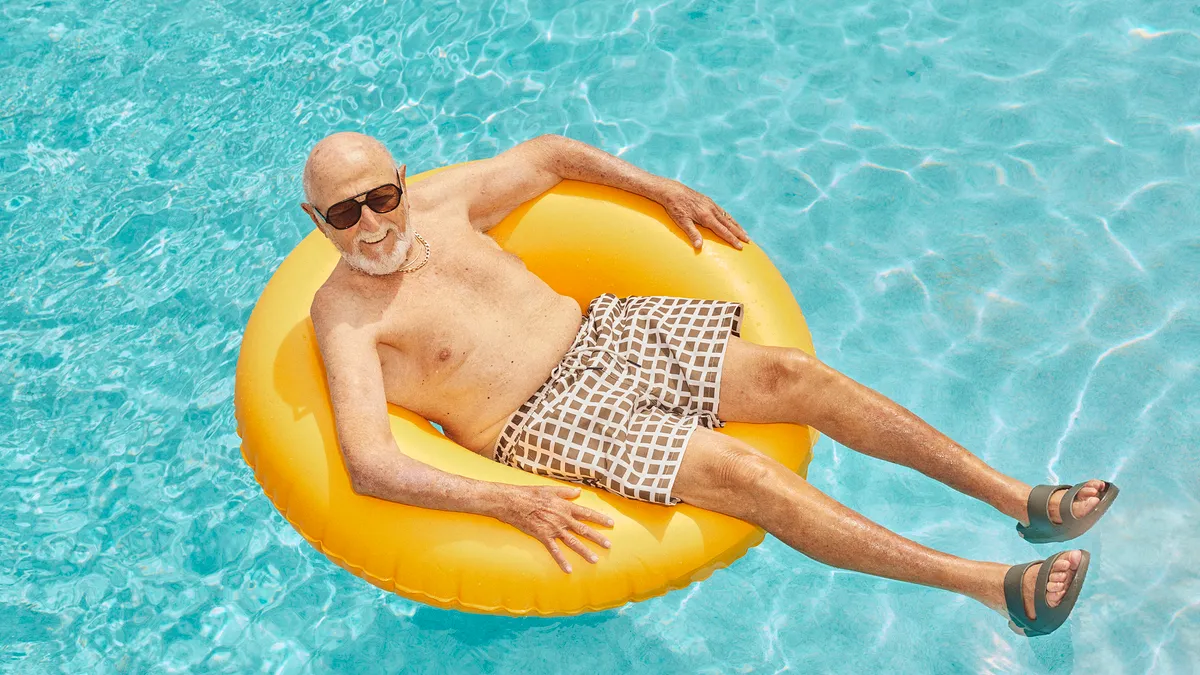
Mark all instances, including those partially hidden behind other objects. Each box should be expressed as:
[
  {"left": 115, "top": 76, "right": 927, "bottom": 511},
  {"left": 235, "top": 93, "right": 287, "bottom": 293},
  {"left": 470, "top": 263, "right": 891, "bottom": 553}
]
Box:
[
  {"left": 310, "top": 275, "right": 371, "bottom": 343},
  {"left": 408, "top": 162, "right": 490, "bottom": 212},
  {"left": 409, "top": 143, "right": 558, "bottom": 232}
]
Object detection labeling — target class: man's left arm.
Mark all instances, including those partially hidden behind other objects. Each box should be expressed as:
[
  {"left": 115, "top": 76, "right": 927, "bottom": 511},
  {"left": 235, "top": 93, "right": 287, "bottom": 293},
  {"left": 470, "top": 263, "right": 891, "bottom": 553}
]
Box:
[{"left": 440, "top": 134, "right": 750, "bottom": 249}]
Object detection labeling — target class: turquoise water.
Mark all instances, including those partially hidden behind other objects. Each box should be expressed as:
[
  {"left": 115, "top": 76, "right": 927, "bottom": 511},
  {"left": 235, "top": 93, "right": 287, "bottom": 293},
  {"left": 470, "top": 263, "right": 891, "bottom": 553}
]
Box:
[{"left": 2, "top": 0, "right": 1198, "bottom": 672}]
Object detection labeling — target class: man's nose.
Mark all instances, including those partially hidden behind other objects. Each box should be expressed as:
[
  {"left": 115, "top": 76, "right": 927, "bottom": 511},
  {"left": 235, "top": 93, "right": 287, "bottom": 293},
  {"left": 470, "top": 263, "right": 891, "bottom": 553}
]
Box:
[{"left": 356, "top": 206, "right": 385, "bottom": 233}]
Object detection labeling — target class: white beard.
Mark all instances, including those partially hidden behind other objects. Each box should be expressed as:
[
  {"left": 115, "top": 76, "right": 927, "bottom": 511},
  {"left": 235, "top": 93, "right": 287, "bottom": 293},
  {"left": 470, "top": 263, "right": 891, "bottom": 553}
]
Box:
[{"left": 333, "top": 222, "right": 415, "bottom": 276}]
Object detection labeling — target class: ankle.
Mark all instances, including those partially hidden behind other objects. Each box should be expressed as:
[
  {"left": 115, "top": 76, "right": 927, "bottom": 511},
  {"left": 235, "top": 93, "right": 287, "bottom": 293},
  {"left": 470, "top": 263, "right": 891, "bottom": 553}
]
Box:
[
  {"left": 952, "top": 561, "right": 1011, "bottom": 611},
  {"left": 998, "top": 482, "right": 1034, "bottom": 524},
  {"left": 980, "top": 562, "right": 1013, "bottom": 612}
]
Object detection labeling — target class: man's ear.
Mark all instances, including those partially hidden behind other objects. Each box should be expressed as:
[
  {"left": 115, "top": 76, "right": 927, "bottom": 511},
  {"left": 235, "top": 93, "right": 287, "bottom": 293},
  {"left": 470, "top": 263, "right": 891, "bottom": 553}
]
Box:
[{"left": 301, "top": 202, "right": 329, "bottom": 237}]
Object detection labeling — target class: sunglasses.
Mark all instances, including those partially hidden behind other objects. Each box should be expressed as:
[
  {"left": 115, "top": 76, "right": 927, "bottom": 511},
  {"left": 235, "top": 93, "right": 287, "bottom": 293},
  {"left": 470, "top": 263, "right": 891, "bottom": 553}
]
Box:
[{"left": 313, "top": 168, "right": 403, "bottom": 230}]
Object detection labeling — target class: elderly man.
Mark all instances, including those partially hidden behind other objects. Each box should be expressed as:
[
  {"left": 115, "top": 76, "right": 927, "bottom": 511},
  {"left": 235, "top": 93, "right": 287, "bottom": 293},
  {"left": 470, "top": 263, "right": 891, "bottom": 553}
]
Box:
[{"left": 300, "top": 132, "right": 1117, "bottom": 636}]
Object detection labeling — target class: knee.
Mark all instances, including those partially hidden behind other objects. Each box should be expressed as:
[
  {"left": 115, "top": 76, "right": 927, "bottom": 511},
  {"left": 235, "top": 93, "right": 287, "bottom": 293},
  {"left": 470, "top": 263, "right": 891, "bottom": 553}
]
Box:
[
  {"left": 690, "top": 444, "right": 791, "bottom": 525},
  {"left": 758, "top": 345, "right": 825, "bottom": 398},
  {"left": 673, "top": 428, "right": 786, "bottom": 514},
  {"left": 710, "top": 445, "right": 777, "bottom": 492}
]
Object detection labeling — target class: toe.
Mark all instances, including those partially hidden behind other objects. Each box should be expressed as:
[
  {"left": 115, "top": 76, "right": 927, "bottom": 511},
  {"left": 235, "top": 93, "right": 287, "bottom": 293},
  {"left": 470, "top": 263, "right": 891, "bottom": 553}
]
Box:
[
  {"left": 1084, "top": 480, "right": 1108, "bottom": 498},
  {"left": 1045, "top": 551, "right": 1081, "bottom": 608},
  {"left": 1046, "top": 587, "right": 1066, "bottom": 607},
  {"left": 1070, "top": 483, "right": 1106, "bottom": 519},
  {"left": 1017, "top": 551, "right": 1084, "bottom": 621}
]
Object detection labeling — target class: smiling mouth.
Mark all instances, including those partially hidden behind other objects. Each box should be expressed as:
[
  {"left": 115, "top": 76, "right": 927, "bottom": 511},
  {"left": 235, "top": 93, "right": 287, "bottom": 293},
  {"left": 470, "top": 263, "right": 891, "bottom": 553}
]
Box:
[{"left": 361, "top": 230, "right": 390, "bottom": 246}]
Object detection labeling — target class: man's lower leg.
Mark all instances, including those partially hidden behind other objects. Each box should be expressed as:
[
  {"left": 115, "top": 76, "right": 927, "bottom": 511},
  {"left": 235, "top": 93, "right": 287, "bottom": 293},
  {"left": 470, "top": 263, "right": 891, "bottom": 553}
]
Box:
[{"left": 792, "top": 355, "right": 1033, "bottom": 523}]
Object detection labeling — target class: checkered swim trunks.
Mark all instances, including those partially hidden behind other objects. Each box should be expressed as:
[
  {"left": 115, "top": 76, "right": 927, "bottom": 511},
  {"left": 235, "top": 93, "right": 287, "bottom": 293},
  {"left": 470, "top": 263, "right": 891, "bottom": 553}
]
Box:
[{"left": 492, "top": 293, "right": 745, "bottom": 506}]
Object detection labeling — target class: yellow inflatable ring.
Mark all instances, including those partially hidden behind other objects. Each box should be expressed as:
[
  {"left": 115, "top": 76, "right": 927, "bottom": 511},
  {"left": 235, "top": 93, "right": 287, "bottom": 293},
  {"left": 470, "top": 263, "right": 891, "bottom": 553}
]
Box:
[{"left": 235, "top": 164, "right": 819, "bottom": 616}]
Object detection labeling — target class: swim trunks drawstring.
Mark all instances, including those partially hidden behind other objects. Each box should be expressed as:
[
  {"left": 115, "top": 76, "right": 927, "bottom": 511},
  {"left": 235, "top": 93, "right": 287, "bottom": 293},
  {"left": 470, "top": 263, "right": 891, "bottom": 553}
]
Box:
[{"left": 549, "top": 344, "right": 625, "bottom": 379}]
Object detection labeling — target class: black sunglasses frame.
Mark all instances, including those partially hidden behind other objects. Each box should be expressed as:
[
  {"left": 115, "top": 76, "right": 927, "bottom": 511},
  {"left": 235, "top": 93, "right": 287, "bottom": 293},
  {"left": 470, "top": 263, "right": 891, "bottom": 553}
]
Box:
[{"left": 313, "top": 168, "right": 404, "bottom": 230}]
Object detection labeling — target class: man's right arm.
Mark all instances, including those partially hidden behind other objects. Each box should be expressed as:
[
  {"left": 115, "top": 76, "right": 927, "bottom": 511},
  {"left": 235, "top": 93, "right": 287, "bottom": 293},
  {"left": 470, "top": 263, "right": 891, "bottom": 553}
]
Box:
[
  {"left": 311, "top": 300, "right": 510, "bottom": 516},
  {"left": 310, "top": 299, "right": 614, "bottom": 572}
]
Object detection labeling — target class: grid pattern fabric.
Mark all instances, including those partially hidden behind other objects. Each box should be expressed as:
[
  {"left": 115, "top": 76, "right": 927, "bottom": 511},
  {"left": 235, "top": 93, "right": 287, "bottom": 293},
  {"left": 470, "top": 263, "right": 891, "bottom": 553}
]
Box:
[{"left": 492, "top": 293, "right": 745, "bottom": 505}]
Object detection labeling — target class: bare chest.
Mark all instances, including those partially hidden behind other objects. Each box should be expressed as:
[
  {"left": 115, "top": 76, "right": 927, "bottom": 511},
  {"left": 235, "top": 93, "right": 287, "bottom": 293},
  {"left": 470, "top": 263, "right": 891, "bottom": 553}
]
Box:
[{"left": 372, "top": 234, "right": 568, "bottom": 409}]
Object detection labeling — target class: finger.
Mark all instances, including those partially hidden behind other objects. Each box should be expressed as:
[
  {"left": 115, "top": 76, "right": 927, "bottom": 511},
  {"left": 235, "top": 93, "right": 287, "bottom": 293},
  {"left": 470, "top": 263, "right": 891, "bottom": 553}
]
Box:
[
  {"left": 679, "top": 218, "right": 702, "bottom": 249},
  {"left": 553, "top": 486, "right": 582, "bottom": 499},
  {"left": 571, "top": 505, "right": 615, "bottom": 528},
  {"left": 558, "top": 533, "right": 599, "bottom": 563},
  {"left": 704, "top": 213, "right": 741, "bottom": 249},
  {"left": 719, "top": 210, "right": 750, "bottom": 242},
  {"left": 570, "top": 519, "right": 612, "bottom": 549},
  {"left": 711, "top": 206, "right": 745, "bottom": 240},
  {"left": 543, "top": 539, "right": 573, "bottom": 573}
]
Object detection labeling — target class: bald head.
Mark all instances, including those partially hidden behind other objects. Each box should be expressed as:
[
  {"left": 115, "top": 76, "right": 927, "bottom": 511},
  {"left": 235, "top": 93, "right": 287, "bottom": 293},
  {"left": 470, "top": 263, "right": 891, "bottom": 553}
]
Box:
[
  {"left": 300, "top": 132, "right": 415, "bottom": 276},
  {"left": 302, "top": 132, "right": 396, "bottom": 206}
]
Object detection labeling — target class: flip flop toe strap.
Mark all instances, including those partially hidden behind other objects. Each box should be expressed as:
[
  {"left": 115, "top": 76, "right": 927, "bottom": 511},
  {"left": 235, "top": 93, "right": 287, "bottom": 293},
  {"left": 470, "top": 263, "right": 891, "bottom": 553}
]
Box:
[
  {"left": 1067, "top": 481, "right": 1119, "bottom": 531},
  {"left": 1033, "top": 552, "right": 1068, "bottom": 630},
  {"left": 1035, "top": 550, "right": 1091, "bottom": 635}
]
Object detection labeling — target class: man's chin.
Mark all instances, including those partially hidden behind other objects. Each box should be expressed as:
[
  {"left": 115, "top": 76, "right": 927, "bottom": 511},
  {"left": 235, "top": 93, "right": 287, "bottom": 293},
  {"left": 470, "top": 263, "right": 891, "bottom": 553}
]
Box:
[{"left": 343, "top": 248, "right": 409, "bottom": 276}]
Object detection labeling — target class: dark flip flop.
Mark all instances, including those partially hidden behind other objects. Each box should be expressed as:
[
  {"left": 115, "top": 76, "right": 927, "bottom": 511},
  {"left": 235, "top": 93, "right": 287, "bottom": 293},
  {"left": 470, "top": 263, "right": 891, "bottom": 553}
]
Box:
[
  {"left": 1004, "top": 550, "right": 1091, "bottom": 637},
  {"left": 1017, "top": 481, "right": 1119, "bottom": 543}
]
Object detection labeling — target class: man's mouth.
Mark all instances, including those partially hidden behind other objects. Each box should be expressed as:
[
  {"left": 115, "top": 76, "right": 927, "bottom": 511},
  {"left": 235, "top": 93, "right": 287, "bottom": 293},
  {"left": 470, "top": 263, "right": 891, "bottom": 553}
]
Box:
[{"left": 360, "top": 229, "right": 390, "bottom": 246}]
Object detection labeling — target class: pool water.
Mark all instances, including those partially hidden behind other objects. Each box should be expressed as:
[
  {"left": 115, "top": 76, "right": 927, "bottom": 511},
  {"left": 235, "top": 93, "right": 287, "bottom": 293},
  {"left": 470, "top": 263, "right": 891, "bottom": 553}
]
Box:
[{"left": 3, "top": 0, "right": 1198, "bottom": 672}]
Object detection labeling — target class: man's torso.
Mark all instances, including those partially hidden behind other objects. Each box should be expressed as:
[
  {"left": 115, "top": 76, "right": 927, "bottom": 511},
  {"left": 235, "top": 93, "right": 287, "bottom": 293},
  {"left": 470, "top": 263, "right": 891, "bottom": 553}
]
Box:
[{"left": 314, "top": 196, "right": 583, "bottom": 459}]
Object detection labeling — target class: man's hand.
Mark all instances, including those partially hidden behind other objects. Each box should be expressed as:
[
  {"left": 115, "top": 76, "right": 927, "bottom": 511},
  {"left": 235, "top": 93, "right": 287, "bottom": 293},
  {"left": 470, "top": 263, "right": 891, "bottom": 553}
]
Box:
[
  {"left": 657, "top": 180, "right": 751, "bottom": 251},
  {"left": 424, "top": 135, "right": 756, "bottom": 248},
  {"left": 494, "top": 485, "right": 614, "bottom": 573}
]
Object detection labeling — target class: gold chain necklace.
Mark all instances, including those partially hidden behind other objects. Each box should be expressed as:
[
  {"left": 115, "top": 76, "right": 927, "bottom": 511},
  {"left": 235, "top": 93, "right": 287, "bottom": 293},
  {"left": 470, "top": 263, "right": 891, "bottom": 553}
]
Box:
[{"left": 396, "top": 232, "right": 431, "bottom": 274}]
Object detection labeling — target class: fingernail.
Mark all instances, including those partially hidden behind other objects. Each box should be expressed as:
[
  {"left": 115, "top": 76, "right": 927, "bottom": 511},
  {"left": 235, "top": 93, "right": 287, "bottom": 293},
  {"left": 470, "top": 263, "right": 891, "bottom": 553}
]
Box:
[
  {"left": 603, "top": 540, "right": 611, "bottom": 548},
  {"left": 565, "top": 564, "right": 572, "bottom": 573},
  {"left": 589, "top": 554, "right": 598, "bottom": 562},
  {"left": 607, "top": 519, "right": 614, "bottom": 526}
]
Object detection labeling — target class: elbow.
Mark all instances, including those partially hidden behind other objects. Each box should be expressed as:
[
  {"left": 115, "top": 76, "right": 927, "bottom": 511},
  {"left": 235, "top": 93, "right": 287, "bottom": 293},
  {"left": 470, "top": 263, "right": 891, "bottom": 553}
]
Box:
[
  {"left": 526, "top": 135, "right": 571, "bottom": 181},
  {"left": 343, "top": 452, "right": 381, "bottom": 497},
  {"left": 531, "top": 134, "right": 572, "bottom": 157},
  {"left": 342, "top": 447, "right": 413, "bottom": 502},
  {"left": 347, "top": 472, "right": 372, "bottom": 497},
  {"left": 346, "top": 466, "right": 374, "bottom": 497}
]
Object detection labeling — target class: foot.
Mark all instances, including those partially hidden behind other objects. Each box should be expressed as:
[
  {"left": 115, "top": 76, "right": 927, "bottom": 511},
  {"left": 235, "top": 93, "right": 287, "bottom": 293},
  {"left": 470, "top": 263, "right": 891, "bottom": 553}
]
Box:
[
  {"left": 1017, "top": 550, "right": 1082, "bottom": 623},
  {"left": 982, "top": 550, "right": 1084, "bottom": 625},
  {"left": 1045, "top": 480, "right": 1107, "bottom": 525}
]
